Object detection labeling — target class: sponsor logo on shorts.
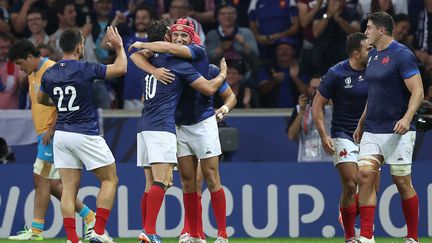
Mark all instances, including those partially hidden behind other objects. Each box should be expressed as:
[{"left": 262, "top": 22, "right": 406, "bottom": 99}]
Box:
[
  {"left": 206, "top": 150, "right": 212, "bottom": 155},
  {"left": 350, "top": 150, "right": 359, "bottom": 154},
  {"left": 397, "top": 157, "right": 404, "bottom": 161}
]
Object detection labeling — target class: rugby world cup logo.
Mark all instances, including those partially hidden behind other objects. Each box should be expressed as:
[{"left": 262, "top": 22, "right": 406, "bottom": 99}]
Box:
[{"left": 344, "top": 77, "right": 353, "bottom": 89}]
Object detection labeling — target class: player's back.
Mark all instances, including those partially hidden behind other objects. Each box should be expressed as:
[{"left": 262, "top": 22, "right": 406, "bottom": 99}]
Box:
[
  {"left": 41, "top": 60, "right": 106, "bottom": 135},
  {"left": 138, "top": 53, "right": 201, "bottom": 134}
]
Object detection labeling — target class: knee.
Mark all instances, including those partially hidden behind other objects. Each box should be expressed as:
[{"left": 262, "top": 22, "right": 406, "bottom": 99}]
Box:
[
  {"left": 343, "top": 179, "right": 357, "bottom": 195},
  {"left": 393, "top": 177, "right": 412, "bottom": 192},
  {"left": 356, "top": 169, "right": 375, "bottom": 185}
]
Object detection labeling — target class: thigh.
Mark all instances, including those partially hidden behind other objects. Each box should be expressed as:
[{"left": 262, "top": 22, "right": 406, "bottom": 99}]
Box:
[
  {"left": 73, "top": 133, "right": 115, "bottom": 171},
  {"left": 384, "top": 131, "right": 416, "bottom": 165},
  {"left": 359, "top": 132, "right": 383, "bottom": 159}
]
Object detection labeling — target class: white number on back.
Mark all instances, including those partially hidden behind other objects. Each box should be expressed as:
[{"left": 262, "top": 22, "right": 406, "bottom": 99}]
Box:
[
  {"left": 53, "top": 86, "right": 80, "bottom": 111},
  {"left": 144, "top": 74, "right": 157, "bottom": 100}
]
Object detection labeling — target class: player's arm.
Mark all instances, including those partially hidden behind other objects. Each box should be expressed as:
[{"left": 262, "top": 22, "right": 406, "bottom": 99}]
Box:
[
  {"left": 129, "top": 41, "right": 193, "bottom": 59},
  {"left": 312, "top": 91, "right": 334, "bottom": 155},
  {"left": 191, "top": 59, "right": 227, "bottom": 96},
  {"left": 37, "top": 89, "right": 55, "bottom": 106},
  {"left": 42, "top": 112, "right": 57, "bottom": 145},
  {"left": 287, "top": 105, "right": 303, "bottom": 140},
  {"left": 130, "top": 51, "right": 175, "bottom": 84},
  {"left": 105, "top": 26, "right": 127, "bottom": 79},
  {"left": 394, "top": 74, "right": 424, "bottom": 134},
  {"left": 353, "top": 102, "right": 367, "bottom": 143},
  {"left": 216, "top": 85, "right": 237, "bottom": 122}
]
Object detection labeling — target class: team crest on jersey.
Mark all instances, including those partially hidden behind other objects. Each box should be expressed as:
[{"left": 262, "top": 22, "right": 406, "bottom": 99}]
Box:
[
  {"left": 358, "top": 75, "right": 364, "bottom": 81},
  {"left": 373, "top": 55, "right": 378, "bottom": 60},
  {"left": 382, "top": 56, "right": 390, "bottom": 65},
  {"left": 344, "top": 77, "right": 353, "bottom": 89}
]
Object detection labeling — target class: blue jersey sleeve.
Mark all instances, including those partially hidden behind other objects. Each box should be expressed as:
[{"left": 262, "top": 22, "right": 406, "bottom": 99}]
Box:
[
  {"left": 186, "top": 44, "right": 206, "bottom": 61},
  {"left": 397, "top": 49, "right": 420, "bottom": 79},
  {"left": 217, "top": 81, "right": 229, "bottom": 94},
  {"left": 85, "top": 62, "right": 107, "bottom": 80},
  {"left": 174, "top": 61, "right": 202, "bottom": 84},
  {"left": 207, "top": 64, "right": 228, "bottom": 93},
  {"left": 319, "top": 68, "right": 338, "bottom": 100}
]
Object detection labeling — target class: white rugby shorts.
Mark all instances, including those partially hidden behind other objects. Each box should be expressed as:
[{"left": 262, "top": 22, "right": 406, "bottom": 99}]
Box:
[
  {"left": 176, "top": 115, "right": 222, "bottom": 159},
  {"left": 332, "top": 138, "right": 359, "bottom": 166},
  {"left": 137, "top": 131, "right": 177, "bottom": 168},
  {"left": 53, "top": 130, "right": 115, "bottom": 170},
  {"left": 359, "top": 131, "right": 416, "bottom": 165}
]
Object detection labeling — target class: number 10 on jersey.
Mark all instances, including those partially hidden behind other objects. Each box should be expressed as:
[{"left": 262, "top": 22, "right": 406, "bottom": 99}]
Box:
[{"left": 145, "top": 74, "right": 157, "bottom": 100}]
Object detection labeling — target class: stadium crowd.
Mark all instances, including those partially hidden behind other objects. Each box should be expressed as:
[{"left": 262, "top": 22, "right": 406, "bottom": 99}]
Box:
[{"left": 0, "top": 0, "right": 428, "bottom": 110}]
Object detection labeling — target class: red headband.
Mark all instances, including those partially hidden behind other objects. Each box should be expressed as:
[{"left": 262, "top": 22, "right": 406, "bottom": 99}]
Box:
[{"left": 170, "top": 18, "right": 201, "bottom": 45}]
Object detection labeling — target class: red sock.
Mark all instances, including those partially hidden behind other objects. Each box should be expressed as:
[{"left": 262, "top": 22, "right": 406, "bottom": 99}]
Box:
[
  {"left": 340, "top": 202, "right": 357, "bottom": 239},
  {"left": 402, "top": 194, "right": 419, "bottom": 241},
  {"left": 211, "top": 188, "right": 227, "bottom": 239},
  {"left": 141, "top": 192, "right": 148, "bottom": 229},
  {"left": 354, "top": 193, "right": 360, "bottom": 216},
  {"left": 94, "top": 208, "right": 111, "bottom": 235},
  {"left": 183, "top": 192, "right": 199, "bottom": 238},
  {"left": 198, "top": 195, "right": 205, "bottom": 239},
  {"left": 359, "top": 205, "right": 375, "bottom": 239},
  {"left": 181, "top": 213, "right": 189, "bottom": 235},
  {"left": 144, "top": 184, "right": 165, "bottom": 234},
  {"left": 63, "top": 218, "right": 79, "bottom": 243}
]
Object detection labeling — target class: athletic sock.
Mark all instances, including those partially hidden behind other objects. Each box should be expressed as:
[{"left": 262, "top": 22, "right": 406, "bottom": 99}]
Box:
[
  {"left": 198, "top": 195, "right": 205, "bottom": 239},
  {"left": 63, "top": 218, "right": 79, "bottom": 243},
  {"left": 94, "top": 208, "right": 111, "bottom": 235},
  {"left": 402, "top": 194, "right": 419, "bottom": 241},
  {"left": 359, "top": 205, "right": 375, "bottom": 239},
  {"left": 183, "top": 192, "right": 199, "bottom": 238},
  {"left": 31, "top": 218, "right": 44, "bottom": 235},
  {"left": 211, "top": 188, "right": 227, "bottom": 239},
  {"left": 144, "top": 183, "right": 166, "bottom": 234},
  {"left": 78, "top": 205, "right": 95, "bottom": 225},
  {"left": 354, "top": 193, "right": 360, "bottom": 216},
  {"left": 141, "top": 192, "right": 148, "bottom": 230},
  {"left": 340, "top": 202, "right": 357, "bottom": 239}
]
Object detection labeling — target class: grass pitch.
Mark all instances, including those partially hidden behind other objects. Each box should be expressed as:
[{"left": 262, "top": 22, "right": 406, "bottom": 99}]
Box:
[{"left": 0, "top": 238, "right": 431, "bottom": 243}]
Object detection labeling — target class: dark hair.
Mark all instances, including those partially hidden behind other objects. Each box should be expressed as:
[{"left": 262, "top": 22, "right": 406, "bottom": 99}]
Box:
[
  {"left": 147, "top": 20, "right": 169, "bottom": 42},
  {"left": 8, "top": 39, "right": 41, "bottom": 61},
  {"left": 27, "top": 7, "right": 46, "bottom": 20},
  {"left": 227, "top": 59, "right": 246, "bottom": 75},
  {"left": 59, "top": 28, "right": 83, "bottom": 53},
  {"left": 366, "top": 12, "right": 394, "bottom": 36},
  {"left": 370, "top": 0, "right": 395, "bottom": 17},
  {"left": 393, "top": 13, "right": 410, "bottom": 24},
  {"left": 53, "top": 0, "right": 74, "bottom": 15},
  {"left": 346, "top": 32, "right": 368, "bottom": 56},
  {"left": 135, "top": 3, "right": 155, "bottom": 20},
  {"left": 0, "top": 31, "right": 14, "bottom": 42},
  {"left": 310, "top": 73, "right": 322, "bottom": 80}
]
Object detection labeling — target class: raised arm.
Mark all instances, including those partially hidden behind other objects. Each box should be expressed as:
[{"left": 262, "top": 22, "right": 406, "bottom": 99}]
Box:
[
  {"left": 129, "top": 41, "right": 193, "bottom": 59},
  {"left": 189, "top": 58, "right": 227, "bottom": 96},
  {"left": 130, "top": 50, "right": 175, "bottom": 84},
  {"left": 312, "top": 91, "right": 334, "bottom": 155},
  {"left": 105, "top": 26, "right": 127, "bottom": 79}
]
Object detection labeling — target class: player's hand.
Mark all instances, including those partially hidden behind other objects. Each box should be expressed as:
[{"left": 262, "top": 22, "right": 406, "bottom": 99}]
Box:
[
  {"left": 128, "top": 41, "right": 145, "bottom": 52},
  {"left": 271, "top": 68, "right": 285, "bottom": 83},
  {"left": 353, "top": 125, "right": 364, "bottom": 143},
  {"left": 298, "top": 93, "right": 308, "bottom": 111},
  {"left": 42, "top": 128, "right": 54, "bottom": 146},
  {"left": 216, "top": 106, "right": 229, "bottom": 122},
  {"left": 394, "top": 117, "right": 410, "bottom": 135},
  {"left": 106, "top": 26, "right": 123, "bottom": 49},
  {"left": 321, "top": 134, "right": 335, "bottom": 155},
  {"left": 152, "top": 68, "right": 175, "bottom": 85},
  {"left": 219, "top": 57, "right": 227, "bottom": 76}
]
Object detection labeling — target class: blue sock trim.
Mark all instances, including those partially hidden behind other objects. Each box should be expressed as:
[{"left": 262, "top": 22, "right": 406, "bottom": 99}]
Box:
[
  {"left": 31, "top": 221, "right": 44, "bottom": 231},
  {"left": 78, "top": 205, "right": 91, "bottom": 218}
]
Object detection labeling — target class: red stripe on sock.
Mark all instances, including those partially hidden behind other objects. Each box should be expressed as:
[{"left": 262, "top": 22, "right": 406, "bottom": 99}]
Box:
[
  {"left": 402, "top": 194, "right": 419, "bottom": 241},
  {"left": 141, "top": 192, "right": 148, "bottom": 229},
  {"left": 198, "top": 195, "right": 205, "bottom": 239},
  {"left": 144, "top": 185, "right": 165, "bottom": 234}
]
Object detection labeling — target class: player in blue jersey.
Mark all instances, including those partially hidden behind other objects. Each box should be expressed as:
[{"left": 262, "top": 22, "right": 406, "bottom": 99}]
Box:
[
  {"left": 353, "top": 12, "right": 424, "bottom": 243},
  {"left": 37, "top": 26, "right": 127, "bottom": 243},
  {"left": 129, "top": 20, "right": 228, "bottom": 243},
  {"left": 129, "top": 18, "right": 231, "bottom": 243},
  {"left": 312, "top": 33, "right": 373, "bottom": 241}
]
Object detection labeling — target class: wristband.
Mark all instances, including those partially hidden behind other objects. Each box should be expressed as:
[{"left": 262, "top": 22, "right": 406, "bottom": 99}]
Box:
[{"left": 221, "top": 105, "right": 230, "bottom": 114}]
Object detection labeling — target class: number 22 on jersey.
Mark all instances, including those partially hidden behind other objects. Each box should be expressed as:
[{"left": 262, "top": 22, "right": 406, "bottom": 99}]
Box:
[{"left": 53, "top": 86, "right": 80, "bottom": 111}]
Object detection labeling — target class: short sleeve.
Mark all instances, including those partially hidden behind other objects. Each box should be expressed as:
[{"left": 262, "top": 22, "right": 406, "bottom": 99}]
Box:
[
  {"left": 174, "top": 61, "right": 202, "bottom": 84},
  {"left": 187, "top": 44, "right": 206, "bottom": 61},
  {"left": 208, "top": 64, "right": 220, "bottom": 78},
  {"left": 318, "top": 68, "right": 338, "bottom": 100},
  {"left": 397, "top": 49, "right": 420, "bottom": 79},
  {"left": 217, "top": 81, "right": 229, "bottom": 94},
  {"left": 86, "top": 62, "right": 107, "bottom": 80}
]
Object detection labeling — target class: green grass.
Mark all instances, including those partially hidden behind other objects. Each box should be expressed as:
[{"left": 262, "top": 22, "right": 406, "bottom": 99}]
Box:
[{"left": 0, "top": 238, "right": 431, "bottom": 243}]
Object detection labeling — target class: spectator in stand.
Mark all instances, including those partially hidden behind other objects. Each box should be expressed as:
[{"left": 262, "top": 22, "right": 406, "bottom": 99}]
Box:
[
  {"left": 256, "top": 39, "right": 307, "bottom": 108},
  {"left": 103, "top": 4, "right": 154, "bottom": 110},
  {"left": 408, "top": 0, "right": 423, "bottom": 34},
  {"left": 214, "top": 0, "right": 252, "bottom": 27},
  {"left": 214, "top": 59, "right": 260, "bottom": 109},
  {"left": 311, "top": 0, "right": 360, "bottom": 74},
  {"left": 161, "top": 0, "right": 206, "bottom": 44},
  {"left": 393, "top": 13, "right": 413, "bottom": 48},
  {"left": 0, "top": 0, "right": 10, "bottom": 33},
  {"left": 358, "top": 0, "right": 408, "bottom": 20},
  {"left": 37, "top": 43, "right": 56, "bottom": 58},
  {"left": 205, "top": 3, "right": 258, "bottom": 70},
  {"left": 248, "top": 0, "right": 300, "bottom": 60},
  {"left": 49, "top": 0, "right": 78, "bottom": 59},
  {"left": 414, "top": 0, "right": 432, "bottom": 74},
  {"left": 27, "top": 8, "right": 49, "bottom": 46},
  {"left": 74, "top": 0, "right": 93, "bottom": 27},
  {"left": 287, "top": 75, "right": 332, "bottom": 162},
  {"left": 0, "top": 32, "right": 23, "bottom": 109}
]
